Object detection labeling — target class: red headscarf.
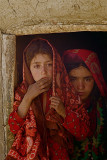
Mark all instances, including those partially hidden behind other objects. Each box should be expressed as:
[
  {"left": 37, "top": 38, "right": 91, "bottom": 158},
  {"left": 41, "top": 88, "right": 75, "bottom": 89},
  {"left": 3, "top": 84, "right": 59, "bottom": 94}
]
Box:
[
  {"left": 6, "top": 39, "right": 85, "bottom": 160},
  {"left": 62, "top": 49, "right": 107, "bottom": 97}
]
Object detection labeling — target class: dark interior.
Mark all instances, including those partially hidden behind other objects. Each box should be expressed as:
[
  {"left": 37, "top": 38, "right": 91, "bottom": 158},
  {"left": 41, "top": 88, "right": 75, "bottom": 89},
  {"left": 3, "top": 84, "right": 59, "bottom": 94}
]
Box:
[{"left": 16, "top": 31, "right": 107, "bottom": 85}]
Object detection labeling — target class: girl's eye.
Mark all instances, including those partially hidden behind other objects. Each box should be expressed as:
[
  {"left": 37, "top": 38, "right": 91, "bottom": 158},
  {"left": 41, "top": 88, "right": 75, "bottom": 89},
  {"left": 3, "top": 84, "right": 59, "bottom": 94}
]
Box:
[
  {"left": 85, "top": 77, "right": 92, "bottom": 82},
  {"left": 47, "top": 63, "right": 53, "bottom": 67},
  {"left": 70, "top": 77, "right": 77, "bottom": 81},
  {"left": 34, "top": 65, "right": 40, "bottom": 69}
]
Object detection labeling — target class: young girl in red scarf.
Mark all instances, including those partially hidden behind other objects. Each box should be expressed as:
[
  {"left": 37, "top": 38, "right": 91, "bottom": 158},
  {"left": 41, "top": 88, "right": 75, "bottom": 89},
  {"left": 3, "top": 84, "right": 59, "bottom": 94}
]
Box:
[
  {"left": 6, "top": 39, "right": 90, "bottom": 160},
  {"left": 62, "top": 49, "right": 107, "bottom": 160}
]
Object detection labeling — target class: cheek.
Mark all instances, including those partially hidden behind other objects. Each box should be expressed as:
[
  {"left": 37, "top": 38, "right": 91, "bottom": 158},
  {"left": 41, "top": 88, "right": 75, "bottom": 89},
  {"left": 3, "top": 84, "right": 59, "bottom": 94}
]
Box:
[
  {"left": 87, "top": 81, "right": 94, "bottom": 93},
  {"left": 31, "top": 70, "right": 41, "bottom": 81},
  {"left": 48, "top": 68, "right": 53, "bottom": 76},
  {"left": 31, "top": 71, "right": 36, "bottom": 78}
]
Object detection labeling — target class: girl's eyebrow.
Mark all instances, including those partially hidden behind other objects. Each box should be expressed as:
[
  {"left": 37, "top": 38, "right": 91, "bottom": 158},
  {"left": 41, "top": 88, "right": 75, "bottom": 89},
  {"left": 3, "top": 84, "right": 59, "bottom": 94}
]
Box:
[
  {"left": 70, "top": 76, "right": 76, "bottom": 78},
  {"left": 32, "top": 62, "right": 40, "bottom": 64},
  {"left": 84, "top": 76, "right": 93, "bottom": 79},
  {"left": 32, "top": 60, "right": 52, "bottom": 64}
]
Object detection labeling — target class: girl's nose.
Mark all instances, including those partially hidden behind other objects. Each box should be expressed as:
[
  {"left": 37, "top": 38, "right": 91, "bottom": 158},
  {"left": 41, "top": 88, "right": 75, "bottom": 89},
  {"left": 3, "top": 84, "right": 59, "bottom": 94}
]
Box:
[
  {"left": 77, "top": 80, "right": 85, "bottom": 90},
  {"left": 41, "top": 65, "right": 47, "bottom": 74}
]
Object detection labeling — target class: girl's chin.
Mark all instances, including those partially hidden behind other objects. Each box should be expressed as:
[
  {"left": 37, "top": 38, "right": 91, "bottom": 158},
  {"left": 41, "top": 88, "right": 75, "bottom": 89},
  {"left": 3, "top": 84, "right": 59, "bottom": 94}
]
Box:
[{"left": 81, "top": 96, "right": 89, "bottom": 103}]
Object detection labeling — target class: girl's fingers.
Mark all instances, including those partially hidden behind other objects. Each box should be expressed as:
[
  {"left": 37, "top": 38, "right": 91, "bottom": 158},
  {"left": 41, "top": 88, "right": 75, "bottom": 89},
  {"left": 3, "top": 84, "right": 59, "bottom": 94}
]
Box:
[
  {"left": 40, "top": 82, "right": 51, "bottom": 89},
  {"left": 50, "top": 100, "right": 60, "bottom": 105},
  {"left": 50, "top": 101, "right": 60, "bottom": 106},
  {"left": 40, "top": 86, "right": 51, "bottom": 93},
  {"left": 50, "top": 96, "right": 61, "bottom": 102},
  {"left": 38, "top": 79, "right": 51, "bottom": 89},
  {"left": 29, "top": 78, "right": 51, "bottom": 89},
  {"left": 50, "top": 99, "right": 60, "bottom": 104},
  {"left": 50, "top": 96, "right": 59, "bottom": 99},
  {"left": 38, "top": 77, "right": 51, "bottom": 85},
  {"left": 50, "top": 98, "right": 60, "bottom": 102},
  {"left": 35, "top": 82, "right": 50, "bottom": 91},
  {"left": 50, "top": 104, "right": 57, "bottom": 109}
]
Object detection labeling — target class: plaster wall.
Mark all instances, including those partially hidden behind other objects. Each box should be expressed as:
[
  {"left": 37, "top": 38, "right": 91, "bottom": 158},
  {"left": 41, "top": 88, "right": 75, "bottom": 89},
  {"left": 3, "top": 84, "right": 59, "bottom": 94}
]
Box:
[
  {"left": 1, "top": 35, "right": 16, "bottom": 159},
  {"left": 0, "top": 0, "right": 107, "bottom": 159},
  {"left": 0, "top": 0, "right": 107, "bottom": 34},
  {"left": 0, "top": 31, "right": 5, "bottom": 160}
]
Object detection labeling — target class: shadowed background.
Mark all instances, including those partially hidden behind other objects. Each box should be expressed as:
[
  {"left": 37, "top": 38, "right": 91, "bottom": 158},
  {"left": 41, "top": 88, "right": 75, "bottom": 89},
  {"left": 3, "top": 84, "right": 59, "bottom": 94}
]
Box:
[{"left": 16, "top": 32, "right": 107, "bottom": 85}]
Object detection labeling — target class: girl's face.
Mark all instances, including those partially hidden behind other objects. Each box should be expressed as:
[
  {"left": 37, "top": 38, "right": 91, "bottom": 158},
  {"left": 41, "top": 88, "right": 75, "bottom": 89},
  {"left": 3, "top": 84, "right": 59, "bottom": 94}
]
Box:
[
  {"left": 30, "top": 53, "right": 53, "bottom": 82},
  {"left": 69, "top": 65, "right": 94, "bottom": 103}
]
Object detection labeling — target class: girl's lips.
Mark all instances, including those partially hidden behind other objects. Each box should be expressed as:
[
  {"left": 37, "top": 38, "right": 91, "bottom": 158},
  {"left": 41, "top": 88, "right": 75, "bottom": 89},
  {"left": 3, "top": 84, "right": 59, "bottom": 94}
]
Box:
[
  {"left": 41, "top": 77, "right": 48, "bottom": 79},
  {"left": 78, "top": 92, "right": 84, "bottom": 96}
]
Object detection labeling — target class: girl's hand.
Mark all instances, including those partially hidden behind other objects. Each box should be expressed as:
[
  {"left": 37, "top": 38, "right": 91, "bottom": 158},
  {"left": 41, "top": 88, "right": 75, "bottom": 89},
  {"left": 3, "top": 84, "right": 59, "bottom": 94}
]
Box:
[
  {"left": 50, "top": 96, "right": 66, "bottom": 119},
  {"left": 25, "top": 77, "right": 52, "bottom": 103},
  {"left": 18, "top": 77, "right": 51, "bottom": 118}
]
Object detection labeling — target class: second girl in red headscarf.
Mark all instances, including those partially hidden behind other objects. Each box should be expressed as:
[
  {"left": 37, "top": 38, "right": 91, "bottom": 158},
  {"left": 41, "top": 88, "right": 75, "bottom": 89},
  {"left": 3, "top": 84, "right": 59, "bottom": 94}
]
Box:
[{"left": 62, "top": 49, "right": 107, "bottom": 160}]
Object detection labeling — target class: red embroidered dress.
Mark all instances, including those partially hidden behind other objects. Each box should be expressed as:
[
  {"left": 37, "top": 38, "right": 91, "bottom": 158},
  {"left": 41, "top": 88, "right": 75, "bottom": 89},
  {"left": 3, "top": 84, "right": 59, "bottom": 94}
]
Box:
[{"left": 6, "top": 39, "right": 90, "bottom": 160}]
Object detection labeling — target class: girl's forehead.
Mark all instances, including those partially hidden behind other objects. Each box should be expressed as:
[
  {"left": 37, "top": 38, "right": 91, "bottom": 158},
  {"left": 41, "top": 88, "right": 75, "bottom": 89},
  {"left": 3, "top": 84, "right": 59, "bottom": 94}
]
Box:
[
  {"left": 69, "top": 66, "right": 92, "bottom": 76},
  {"left": 32, "top": 53, "right": 52, "bottom": 62}
]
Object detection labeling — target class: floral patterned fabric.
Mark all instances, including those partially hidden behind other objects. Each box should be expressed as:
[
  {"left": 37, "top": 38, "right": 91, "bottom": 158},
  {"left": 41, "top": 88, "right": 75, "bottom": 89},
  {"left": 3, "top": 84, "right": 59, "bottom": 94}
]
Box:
[{"left": 6, "top": 39, "right": 90, "bottom": 160}]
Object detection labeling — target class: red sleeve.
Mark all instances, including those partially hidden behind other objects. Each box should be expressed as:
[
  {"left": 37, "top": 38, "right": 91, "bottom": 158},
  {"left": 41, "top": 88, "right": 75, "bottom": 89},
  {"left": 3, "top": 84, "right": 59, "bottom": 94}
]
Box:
[
  {"left": 8, "top": 81, "right": 27, "bottom": 134},
  {"left": 63, "top": 106, "right": 90, "bottom": 141},
  {"left": 8, "top": 110, "right": 25, "bottom": 134}
]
